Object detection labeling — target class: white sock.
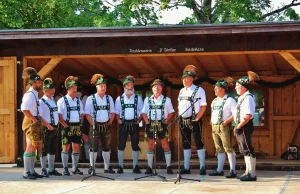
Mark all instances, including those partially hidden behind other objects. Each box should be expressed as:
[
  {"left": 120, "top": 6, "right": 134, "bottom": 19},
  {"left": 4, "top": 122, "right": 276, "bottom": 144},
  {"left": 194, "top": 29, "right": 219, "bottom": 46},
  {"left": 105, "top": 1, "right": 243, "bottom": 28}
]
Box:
[
  {"left": 72, "top": 153, "right": 79, "bottom": 171},
  {"left": 249, "top": 156, "right": 256, "bottom": 177},
  {"left": 40, "top": 156, "right": 47, "bottom": 170},
  {"left": 23, "top": 152, "right": 32, "bottom": 174},
  {"left": 147, "top": 151, "right": 154, "bottom": 168},
  {"left": 47, "top": 154, "right": 55, "bottom": 172},
  {"left": 164, "top": 151, "right": 171, "bottom": 167},
  {"left": 244, "top": 156, "right": 250, "bottom": 175},
  {"left": 217, "top": 153, "right": 226, "bottom": 172},
  {"left": 30, "top": 153, "right": 36, "bottom": 174},
  {"left": 227, "top": 152, "right": 236, "bottom": 173},
  {"left": 89, "top": 152, "right": 97, "bottom": 167},
  {"left": 118, "top": 150, "right": 124, "bottom": 168},
  {"left": 183, "top": 149, "right": 191, "bottom": 170},
  {"left": 61, "top": 152, "right": 69, "bottom": 168},
  {"left": 102, "top": 151, "right": 110, "bottom": 170},
  {"left": 197, "top": 149, "right": 206, "bottom": 169},
  {"left": 83, "top": 142, "right": 90, "bottom": 161},
  {"left": 132, "top": 151, "right": 139, "bottom": 167}
]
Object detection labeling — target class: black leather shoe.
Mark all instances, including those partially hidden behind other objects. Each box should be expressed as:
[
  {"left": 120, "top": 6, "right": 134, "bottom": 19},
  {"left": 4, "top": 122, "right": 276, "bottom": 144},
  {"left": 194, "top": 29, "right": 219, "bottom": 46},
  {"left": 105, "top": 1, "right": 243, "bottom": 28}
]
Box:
[
  {"left": 240, "top": 174, "right": 257, "bottom": 181},
  {"left": 208, "top": 169, "right": 224, "bottom": 176},
  {"left": 225, "top": 170, "right": 237, "bottom": 178},
  {"left": 104, "top": 166, "right": 115, "bottom": 174},
  {"left": 117, "top": 166, "right": 124, "bottom": 174},
  {"left": 200, "top": 167, "right": 206, "bottom": 175},
  {"left": 72, "top": 168, "right": 83, "bottom": 175},
  {"left": 23, "top": 172, "right": 36, "bottom": 180},
  {"left": 48, "top": 169, "right": 62, "bottom": 176},
  {"left": 167, "top": 166, "right": 173, "bottom": 174},
  {"left": 63, "top": 167, "right": 70, "bottom": 176},
  {"left": 88, "top": 166, "right": 93, "bottom": 175},
  {"left": 133, "top": 165, "right": 141, "bottom": 174},
  {"left": 237, "top": 173, "right": 247, "bottom": 179},
  {"left": 41, "top": 169, "right": 49, "bottom": 177},
  {"left": 32, "top": 172, "right": 43, "bottom": 178},
  {"left": 145, "top": 166, "right": 153, "bottom": 174},
  {"left": 180, "top": 168, "right": 191, "bottom": 174}
]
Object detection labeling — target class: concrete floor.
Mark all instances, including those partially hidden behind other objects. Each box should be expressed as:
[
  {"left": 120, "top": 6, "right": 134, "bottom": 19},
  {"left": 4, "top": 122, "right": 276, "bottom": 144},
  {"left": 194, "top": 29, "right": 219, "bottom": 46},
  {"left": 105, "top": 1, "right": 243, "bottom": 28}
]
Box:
[{"left": 0, "top": 164, "right": 299, "bottom": 194}]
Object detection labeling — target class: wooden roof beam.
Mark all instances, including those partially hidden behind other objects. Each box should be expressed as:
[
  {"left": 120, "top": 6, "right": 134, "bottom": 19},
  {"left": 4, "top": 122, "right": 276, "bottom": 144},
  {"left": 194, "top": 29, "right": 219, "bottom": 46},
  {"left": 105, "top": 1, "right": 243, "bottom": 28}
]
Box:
[
  {"left": 241, "top": 54, "right": 253, "bottom": 71},
  {"left": 164, "top": 57, "right": 182, "bottom": 76},
  {"left": 139, "top": 57, "right": 160, "bottom": 77},
  {"left": 83, "top": 58, "right": 117, "bottom": 78},
  {"left": 118, "top": 58, "right": 139, "bottom": 78},
  {"left": 268, "top": 54, "right": 278, "bottom": 75},
  {"left": 38, "top": 57, "right": 63, "bottom": 79},
  {"left": 279, "top": 51, "right": 300, "bottom": 73},
  {"left": 216, "top": 56, "right": 230, "bottom": 76},
  {"left": 192, "top": 56, "right": 208, "bottom": 76}
]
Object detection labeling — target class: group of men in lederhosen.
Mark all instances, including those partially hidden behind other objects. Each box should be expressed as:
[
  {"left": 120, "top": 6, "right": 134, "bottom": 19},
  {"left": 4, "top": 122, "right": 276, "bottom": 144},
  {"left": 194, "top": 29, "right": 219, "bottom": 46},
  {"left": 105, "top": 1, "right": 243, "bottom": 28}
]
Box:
[{"left": 21, "top": 64, "right": 259, "bottom": 182}]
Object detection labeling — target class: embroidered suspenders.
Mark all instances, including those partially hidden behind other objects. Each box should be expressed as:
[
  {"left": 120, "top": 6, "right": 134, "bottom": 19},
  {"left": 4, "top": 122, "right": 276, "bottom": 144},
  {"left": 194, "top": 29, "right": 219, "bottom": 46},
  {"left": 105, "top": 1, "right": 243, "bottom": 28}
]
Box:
[
  {"left": 148, "top": 96, "right": 166, "bottom": 122},
  {"left": 212, "top": 97, "right": 228, "bottom": 125},
  {"left": 179, "top": 86, "right": 199, "bottom": 119},
  {"left": 41, "top": 98, "right": 58, "bottom": 126},
  {"left": 92, "top": 94, "right": 110, "bottom": 121},
  {"left": 120, "top": 95, "right": 138, "bottom": 122},
  {"left": 63, "top": 96, "right": 80, "bottom": 123},
  {"left": 236, "top": 94, "right": 254, "bottom": 124}
]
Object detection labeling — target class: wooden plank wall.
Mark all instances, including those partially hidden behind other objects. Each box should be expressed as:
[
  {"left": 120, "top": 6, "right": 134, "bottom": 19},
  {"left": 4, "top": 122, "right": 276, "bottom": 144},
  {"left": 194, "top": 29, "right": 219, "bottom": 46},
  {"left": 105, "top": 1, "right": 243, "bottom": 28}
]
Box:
[{"left": 0, "top": 57, "right": 17, "bottom": 163}]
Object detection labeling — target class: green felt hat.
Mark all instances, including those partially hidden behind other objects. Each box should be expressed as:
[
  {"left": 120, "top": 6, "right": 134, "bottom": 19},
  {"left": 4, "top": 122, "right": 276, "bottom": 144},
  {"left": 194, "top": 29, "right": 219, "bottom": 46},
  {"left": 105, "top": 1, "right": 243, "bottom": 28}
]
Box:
[
  {"left": 123, "top": 75, "right": 135, "bottom": 86},
  {"left": 43, "top": 78, "right": 55, "bottom": 90},
  {"left": 22, "top": 67, "right": 42, "bottom": 85},
  {"left": 151, "top": 79, "right": 164, "bottom": 87},
  {"left": 65, "top": 76, "right": 78, "bottom": 89}
]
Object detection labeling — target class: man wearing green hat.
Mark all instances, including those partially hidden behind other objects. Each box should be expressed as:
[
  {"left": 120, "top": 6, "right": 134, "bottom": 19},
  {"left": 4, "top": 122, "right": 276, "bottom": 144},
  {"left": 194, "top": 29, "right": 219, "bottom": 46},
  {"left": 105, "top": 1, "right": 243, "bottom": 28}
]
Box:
[
  {"left": 39, "top": 78, "right": 62, "bottom": 177},
  {"left": 234, "top": 71, "right": 259, "bottom": 181},
  {"left": 142, "top": 79, "right": 175, "bottom": 174},
  {"left": 21, "top": 67, "right": 44, "bottom": 179},
  {"left": 208, "top": 78, "right": 237, "bottom": 178},
  {"left": 85, "top": 74, "right": 116, "bottom": 174},
  {"left": 57, "top": 76, "right": 84, "bottom": 176},
  {"left": 178, "top": 65, "right": 207, "bottom": 175},
  {"left": 115, "top": 75, "right": 144, "bottom": 174}
]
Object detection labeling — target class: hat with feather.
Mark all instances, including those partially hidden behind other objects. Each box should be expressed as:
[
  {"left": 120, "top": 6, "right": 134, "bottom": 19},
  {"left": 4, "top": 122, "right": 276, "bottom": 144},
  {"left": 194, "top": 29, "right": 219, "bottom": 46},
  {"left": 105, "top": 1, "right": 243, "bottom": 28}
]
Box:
[
  {"left": 91, "top": 74, "right": 106, "bottom": 85},
  {"left": 65, "top": 76, "right": 79, "bottom": 89},
  {"left": 236, "top": 71, "right": 259, "bottom": 89},
  {"left": 123, "top": 75, "right": 135, "bottom": 86},
  {"left": 214, "top": 77, "right": 235, "bottom": 90},
  {"left": 22, "top": 67, "right": 42, "bottom": 85},
  {"left": 182, "top": 65, "right": 198, "bottom": 79},
  {"left": 151, "top": 79, "right": 164, "bottom": 87},
  {"left": 43, "top": 78, "right": 55, "bottom": 90}
]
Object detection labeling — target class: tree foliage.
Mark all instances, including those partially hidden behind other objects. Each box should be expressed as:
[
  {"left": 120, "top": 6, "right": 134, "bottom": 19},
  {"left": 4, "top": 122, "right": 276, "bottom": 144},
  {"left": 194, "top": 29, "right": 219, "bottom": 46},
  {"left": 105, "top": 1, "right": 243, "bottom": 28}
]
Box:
[{"left": 0, "top": 0, "right": 299, "bottom": 29}]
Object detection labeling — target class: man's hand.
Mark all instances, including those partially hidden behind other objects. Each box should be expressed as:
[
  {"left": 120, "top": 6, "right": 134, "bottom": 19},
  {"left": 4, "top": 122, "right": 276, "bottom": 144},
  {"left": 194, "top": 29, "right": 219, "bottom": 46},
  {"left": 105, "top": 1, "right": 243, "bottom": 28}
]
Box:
[{"left": 117, "top": 119, "right": 122, "bottom": 125}]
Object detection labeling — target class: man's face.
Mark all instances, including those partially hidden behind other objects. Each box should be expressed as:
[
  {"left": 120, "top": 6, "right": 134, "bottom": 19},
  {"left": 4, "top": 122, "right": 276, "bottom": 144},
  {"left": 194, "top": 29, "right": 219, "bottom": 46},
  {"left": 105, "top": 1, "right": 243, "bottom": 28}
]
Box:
[
  {"left": 182, "top": 76, "right": 194, "bottom": 87},
  {"left": 235, "top": 83, "right": 246, "bottom": 95},
  {"left": 152, "top": 84, "right": 163, "bottom": 96},
  {"left": 97, "top": 84, "right": 107, "bottom": 95},
  {"left": 124, "top": 82, "right": 134, "bottom": 95},
  {"left": 32, "top": 80, "right": 43, "bottom": 91},
  {"left": 68, "top": 85, "right": 77, "bottom": 95},
  {"left": 44, "top": 88, "right": 56, "bottom": 97},
  {"left": 214, "top": 86, "right": 225, "bottom": 97}
]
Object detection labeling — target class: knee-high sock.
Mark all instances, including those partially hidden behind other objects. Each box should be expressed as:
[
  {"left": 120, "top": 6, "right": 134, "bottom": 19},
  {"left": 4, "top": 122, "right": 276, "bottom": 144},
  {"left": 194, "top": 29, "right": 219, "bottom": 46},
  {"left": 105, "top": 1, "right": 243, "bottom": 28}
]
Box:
[
  {"left": 89, "top": 152, "right": 97, "bottom": 167},
  {"left": 72, "top": 153, "right": 79, "bottom": 171},
  {"left": 23, "top": 152, "right": 32, "bottom": 174},
  {"left": 40, "top": 155, "right": 47, "bottom": 170},
  {"left": 197, "top": 149, "right": 206, "bottom": 169},
  {"left": 61, "top": 152, "right": 69, "bottom": 168},
  {"left": 164, "top": 150, "right": 171, "bottom": 167},
  {"left": 217, "top": 153, "right": 226, "bottom": 172},
  {"left": 249, "top": 156, "right": 256, "bottom": 177},
  {"left": 30, "top": 152, "right": 36, "bottom": 174},
  {"left": 47, "top": 154, "right": 55, "bottom": 172},
  {"left": 184, "top": 149, "right": 191, "bottom": 170},
  {"left": 83, "top": 142, "right": 90, "bottom": 161},
  {"left": 118, "top": 150, "right": 124, "bottom": 168},
  {"left": 244, "top": 156, "right": 250, "bottom": 175},
  {"left": 132, "top": 150, "right": 139, "bottom": 167},
  {"left": 227, "top": 152, "right": 236, "bottom": 173},
  {"left": 102, "top": 151, "right": 110, "bottom": 170},
  {"left": 147, "top": 150, "right": 154, "bottom": 168}
]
